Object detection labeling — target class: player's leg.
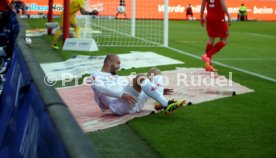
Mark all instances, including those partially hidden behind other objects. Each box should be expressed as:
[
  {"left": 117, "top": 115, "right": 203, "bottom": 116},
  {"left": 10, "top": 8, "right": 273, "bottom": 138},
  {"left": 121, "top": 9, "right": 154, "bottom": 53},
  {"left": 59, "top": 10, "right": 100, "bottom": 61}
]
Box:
[
  {"left": 124, "top": 84, "right": 145, "bottom": 114},
  {"left": 133, "top": 73, "right": 167, "bottom": 105},
  {"left": 147, "top": 68, "right": 163, "bottom": 95},
  {"left": 109, "top": 98, "right": 136, "bottom": 115},
  {"left": 134, "top": 69, "right": 185, "bottom": 114},
  {"left": 202, "top": 20, "right": 215, "bottom": 64},
  {"left": 202, "top": 36, "right": 215, "bottom": 63},
  {"left": 109, "top": 83, "right": 150, "bottom": 115},
  {"left": 207, "top": 20, "right": 228, "bottom": 58},
  {"left": 71, "top": 15, "right": 80, "bottom": 38},
  {"left": 208, "top": 39, "right": 226, "bottom": 58},
  {"left": 206, "top": 21, "right": 228, "bottom": 71},
  {"left": 101, "top": 94, "right": 135, "bottom": 115},
  {"left": 201, "top": 21, "right": 214, "bottom": 71},
  {"left": 97, "top": 85, "right": 138, "bottom": 115},
  {"left": 204, "top": 35, "right": 224, "bottom": 72},
  {"left": 122, "top": 68, "right": 165, "bottom": 112},
  {"left": 51, "top": 13, "right": 63, "bottom": 49},
  {"left": 148, "top": 69, "right": 185, "bottom": 112},
  {"left": 146, "top": 68, "right": 166, "bottom": 110},
  {"left": 206, "top": 36, "right": 227, "bottom": 72},
  {"left": 51, "top": 29, "right": 62, "bottom": 49}
]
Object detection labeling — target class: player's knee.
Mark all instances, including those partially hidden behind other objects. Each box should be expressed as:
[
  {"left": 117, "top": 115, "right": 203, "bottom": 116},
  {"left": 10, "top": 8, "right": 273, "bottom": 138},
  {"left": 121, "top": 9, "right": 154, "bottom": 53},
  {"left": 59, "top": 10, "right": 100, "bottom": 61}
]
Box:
[
  {"left": 134, "top": 74, "right": 147, "bottom": 85},
  {"left": 221, "top": 39, "right": 228, "bottom": 45},
  {"left": 208, "top": 39, "right": 215, "bottom": 45},
  {"left": 147, "top": 68, "right": 161, "bottom": 78},
  {"left": 74, "top": 25, "right": 80, "bottom": 30}
]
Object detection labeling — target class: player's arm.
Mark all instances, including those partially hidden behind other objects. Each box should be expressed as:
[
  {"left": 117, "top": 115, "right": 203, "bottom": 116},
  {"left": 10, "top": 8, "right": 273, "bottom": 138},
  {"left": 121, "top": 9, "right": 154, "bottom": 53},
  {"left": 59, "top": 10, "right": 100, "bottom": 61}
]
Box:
[
  {"left": 80, "top": 7, "right": 93, "bottom": 15},
  {"left": 91, "top": 74, "right": 137, "bottom": 104},
  {"left": 200, "top": 0, "right": 206, "bottom": 27},
  {"left": 92, "top": 75, "right": 124, "bottom": 98},
  {"left": 220, "top": 0, "right": 231, "bottom": 26},
  {"left": 93, "top": 83, "right": 137, "bottom": 104},
  {"left": 78, "top": 0, "right": 95, "bottom": 15}
]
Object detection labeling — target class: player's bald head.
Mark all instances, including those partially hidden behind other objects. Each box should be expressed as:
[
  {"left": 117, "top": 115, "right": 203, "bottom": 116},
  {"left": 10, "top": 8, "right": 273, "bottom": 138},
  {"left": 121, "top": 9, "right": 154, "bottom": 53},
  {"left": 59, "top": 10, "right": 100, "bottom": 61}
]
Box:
[
  {"left": 104, "top": 54, "right": 119, "bottom": 65},
  {"left": 103, "top": 54, "right": 121, "bottom": 74}
]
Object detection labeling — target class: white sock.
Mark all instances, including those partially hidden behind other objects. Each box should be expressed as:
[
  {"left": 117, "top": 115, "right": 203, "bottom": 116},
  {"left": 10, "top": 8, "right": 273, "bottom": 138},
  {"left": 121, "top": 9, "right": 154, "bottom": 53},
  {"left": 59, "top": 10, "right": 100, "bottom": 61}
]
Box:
[
  {"left": 152, "top": 75, "right": 164, "bottom": 95},
  {"left": 140, "top": 78, "right": 168, "bottom": 107}
]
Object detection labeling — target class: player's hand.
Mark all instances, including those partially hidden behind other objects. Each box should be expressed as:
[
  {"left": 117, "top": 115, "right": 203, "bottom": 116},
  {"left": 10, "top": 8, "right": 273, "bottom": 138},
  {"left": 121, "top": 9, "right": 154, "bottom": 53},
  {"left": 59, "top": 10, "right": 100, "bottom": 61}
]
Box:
[
  {"left": 121, "top": 93, "right": 137, "bottom": 105},
  {"left": 200, "top": 18, "right": 205, "bottom": 27},
  {"left": 227, "top": 16, "right": 232, "bottom": 26},
  {"left": 164, "top": 88, "right": 173, "bottom": 95},
  {"left": 89, "top": 10, "right": 99, "bottom": 16}
]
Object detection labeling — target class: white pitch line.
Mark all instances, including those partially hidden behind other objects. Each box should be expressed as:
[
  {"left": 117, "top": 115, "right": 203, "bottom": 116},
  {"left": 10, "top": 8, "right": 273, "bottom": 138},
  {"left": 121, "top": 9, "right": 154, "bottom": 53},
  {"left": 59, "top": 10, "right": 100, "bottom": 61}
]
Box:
[
  {"left": 246, "top": 32, "right": 276, "bottom": 39},
  {"left": 167, "top": 46, "right": 276, "bottom": 83}
]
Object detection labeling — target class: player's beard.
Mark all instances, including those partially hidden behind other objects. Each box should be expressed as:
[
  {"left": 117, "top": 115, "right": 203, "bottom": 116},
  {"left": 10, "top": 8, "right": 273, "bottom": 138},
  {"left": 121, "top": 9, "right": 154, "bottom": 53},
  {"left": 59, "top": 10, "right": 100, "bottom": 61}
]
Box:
[
  {"left": 111, "top": 71, "right": 117, "bottom": 75},
  {"left": 110, "top": 65, "right": 120, "bottom": 75}
]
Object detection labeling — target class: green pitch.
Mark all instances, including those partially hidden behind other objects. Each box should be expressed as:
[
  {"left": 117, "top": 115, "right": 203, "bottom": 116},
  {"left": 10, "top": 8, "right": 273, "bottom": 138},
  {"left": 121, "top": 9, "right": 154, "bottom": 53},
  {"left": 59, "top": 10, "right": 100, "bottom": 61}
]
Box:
[{"left": 26, "top": 19, "right": 276, "bottom": 158}]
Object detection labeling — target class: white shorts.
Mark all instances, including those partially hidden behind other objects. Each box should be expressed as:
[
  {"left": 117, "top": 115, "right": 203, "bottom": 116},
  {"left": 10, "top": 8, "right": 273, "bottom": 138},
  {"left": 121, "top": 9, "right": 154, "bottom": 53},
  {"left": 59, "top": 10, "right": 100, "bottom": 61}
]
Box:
[{"left": 99, "top": 85, "right": 148, "bottom": 115}]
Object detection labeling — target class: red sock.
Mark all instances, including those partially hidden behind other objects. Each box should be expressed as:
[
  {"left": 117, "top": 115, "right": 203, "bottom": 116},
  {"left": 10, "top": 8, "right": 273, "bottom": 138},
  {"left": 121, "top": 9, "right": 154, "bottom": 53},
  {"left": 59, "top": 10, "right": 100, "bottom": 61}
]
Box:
[
  {"left": 207, "top": 41, "right": 225, "bottom": 58},
  {"left": 205, "top": 43, "right": 213, "bottom": 54}
]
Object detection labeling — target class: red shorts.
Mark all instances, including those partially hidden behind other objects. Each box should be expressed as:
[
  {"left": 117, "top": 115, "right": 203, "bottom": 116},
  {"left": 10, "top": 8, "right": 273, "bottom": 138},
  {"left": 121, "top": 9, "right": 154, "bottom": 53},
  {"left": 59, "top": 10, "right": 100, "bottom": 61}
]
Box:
[{"left": 206, "top": 20, "right": 229, "bottom": 38}]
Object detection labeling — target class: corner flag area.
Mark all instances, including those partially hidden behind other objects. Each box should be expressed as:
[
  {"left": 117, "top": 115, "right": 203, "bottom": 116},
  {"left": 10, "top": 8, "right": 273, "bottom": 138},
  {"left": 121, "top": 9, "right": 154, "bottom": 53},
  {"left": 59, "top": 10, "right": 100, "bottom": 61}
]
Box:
[{"left": 16, "top": 18, "right": 275, "bottom": 158}]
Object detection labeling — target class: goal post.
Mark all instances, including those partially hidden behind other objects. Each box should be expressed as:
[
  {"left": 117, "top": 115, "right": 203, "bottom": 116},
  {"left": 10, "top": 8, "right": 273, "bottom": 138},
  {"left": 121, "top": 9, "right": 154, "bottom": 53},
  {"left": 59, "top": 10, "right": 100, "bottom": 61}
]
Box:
[
  {"left": 77, "top": 0, "right": 169, "bottom": 47},
  {"left": 163, "top": 0, "right": 168, "bottom": 47},
  {"left": 131, "top": 0, "right": 136, "bottom": 37}
]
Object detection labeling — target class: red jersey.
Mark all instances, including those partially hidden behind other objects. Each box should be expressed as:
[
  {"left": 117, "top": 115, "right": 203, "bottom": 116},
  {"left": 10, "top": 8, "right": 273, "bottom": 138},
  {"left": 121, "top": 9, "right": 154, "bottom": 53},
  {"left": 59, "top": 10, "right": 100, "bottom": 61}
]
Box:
[
  {"left": 186, "top": 7, "right": 193, "bottom": 14},
  {"left": 206, "top": 0, "right": 225, "bottom": 21}
]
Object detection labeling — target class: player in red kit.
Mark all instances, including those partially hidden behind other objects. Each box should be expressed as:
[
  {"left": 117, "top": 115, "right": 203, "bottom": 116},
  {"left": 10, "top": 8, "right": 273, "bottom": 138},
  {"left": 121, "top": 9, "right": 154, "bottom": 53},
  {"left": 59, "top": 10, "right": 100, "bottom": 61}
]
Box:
[{"left": 200, "top": 0, "right": 231, "bottom": 72}]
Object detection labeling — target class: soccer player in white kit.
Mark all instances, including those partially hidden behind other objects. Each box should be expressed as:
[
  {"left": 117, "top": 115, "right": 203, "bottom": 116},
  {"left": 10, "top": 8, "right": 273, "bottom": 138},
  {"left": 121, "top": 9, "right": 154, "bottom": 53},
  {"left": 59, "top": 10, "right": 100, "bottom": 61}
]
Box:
[{"left": 91, "top": 54, "right": 185, "bottom": 115}]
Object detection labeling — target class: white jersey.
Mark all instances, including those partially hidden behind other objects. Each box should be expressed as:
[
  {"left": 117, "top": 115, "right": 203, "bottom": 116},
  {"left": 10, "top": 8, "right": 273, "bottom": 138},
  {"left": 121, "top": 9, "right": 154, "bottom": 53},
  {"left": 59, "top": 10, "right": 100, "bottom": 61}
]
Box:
[{"left": 91, "top": 71, "right": 148, "bottom": 115}]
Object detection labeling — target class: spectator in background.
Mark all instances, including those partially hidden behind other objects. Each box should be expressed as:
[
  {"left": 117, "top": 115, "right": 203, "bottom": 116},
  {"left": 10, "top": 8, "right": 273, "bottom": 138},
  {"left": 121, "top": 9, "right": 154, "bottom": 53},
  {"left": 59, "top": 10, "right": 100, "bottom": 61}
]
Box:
[
  {"left": 0, "top": 0, "right": 19, "bottom": 83},
  {"left": 200, "top": 0, "right": 231, "bottom": 72},
  {"left": 238, "top": 3, "right": 247, "bottom": 21},
  {"left": 0, "top": 0, "right": 19, "bottom": 59},
  {"left": 186, "top": 4, "right": 193, "bottom": 20},
  {"left": 10, "top": 0, "right": 27, "bottom": 15},
  {"left": 115, "top": 0, "right": 127, "bottom": 19}
]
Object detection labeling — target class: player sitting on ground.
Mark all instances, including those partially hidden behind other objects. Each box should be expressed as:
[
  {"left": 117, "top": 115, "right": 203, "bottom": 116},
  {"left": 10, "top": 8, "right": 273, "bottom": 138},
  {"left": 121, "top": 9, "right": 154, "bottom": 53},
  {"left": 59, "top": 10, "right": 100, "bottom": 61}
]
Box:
[{"left": 91, "top": 54, "right": 185, "bottom": 116}]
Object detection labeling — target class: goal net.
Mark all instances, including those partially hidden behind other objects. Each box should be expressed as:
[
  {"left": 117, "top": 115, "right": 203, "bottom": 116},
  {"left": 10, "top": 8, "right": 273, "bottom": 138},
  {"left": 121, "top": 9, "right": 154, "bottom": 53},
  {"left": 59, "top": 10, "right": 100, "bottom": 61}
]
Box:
[{"left": 76, "top": 0, "right": 168, "bottom": 47}]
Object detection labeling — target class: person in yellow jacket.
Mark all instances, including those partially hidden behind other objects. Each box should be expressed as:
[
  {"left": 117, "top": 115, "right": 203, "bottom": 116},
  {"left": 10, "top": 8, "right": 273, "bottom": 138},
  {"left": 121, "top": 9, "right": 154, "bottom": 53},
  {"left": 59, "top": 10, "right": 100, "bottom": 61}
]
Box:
[
  {"left": 51, "top": 0, "right": 93, "bottom": 49},
  {"left": 238, "top": 3, "right": 247, "bottom": 21}
]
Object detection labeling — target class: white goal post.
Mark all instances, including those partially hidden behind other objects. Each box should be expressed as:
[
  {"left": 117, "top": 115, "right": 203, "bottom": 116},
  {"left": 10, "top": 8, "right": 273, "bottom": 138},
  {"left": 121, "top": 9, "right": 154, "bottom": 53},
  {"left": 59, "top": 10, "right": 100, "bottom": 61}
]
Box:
[{"left": 76, "top": 0, "right": 169, "bottom": 47}]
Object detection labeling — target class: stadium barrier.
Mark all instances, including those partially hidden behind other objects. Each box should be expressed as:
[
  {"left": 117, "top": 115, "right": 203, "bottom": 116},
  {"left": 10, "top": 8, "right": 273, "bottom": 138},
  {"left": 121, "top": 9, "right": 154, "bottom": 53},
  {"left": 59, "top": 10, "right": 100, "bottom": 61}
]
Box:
[{"left": 0, "top": 19, "right": 98, "bottom": 158}]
